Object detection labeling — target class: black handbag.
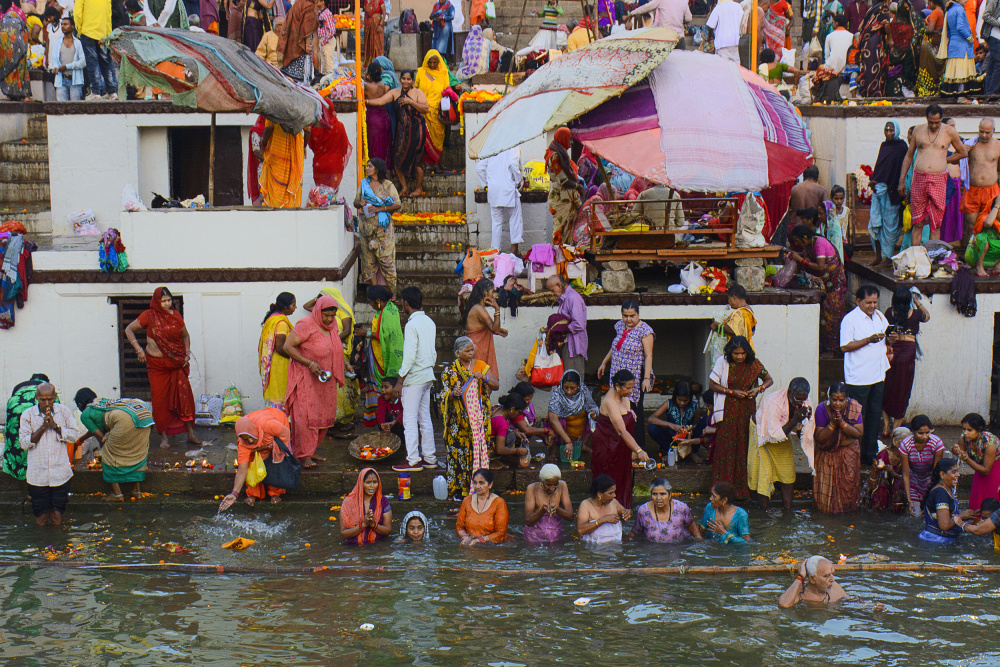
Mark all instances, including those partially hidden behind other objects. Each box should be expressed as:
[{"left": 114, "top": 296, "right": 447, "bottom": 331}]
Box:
[{"left": 263, "top": 437, "right": 301, "bottom": 490}]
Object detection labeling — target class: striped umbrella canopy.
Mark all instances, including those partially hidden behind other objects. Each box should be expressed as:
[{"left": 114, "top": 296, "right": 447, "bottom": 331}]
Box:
[
  {"left": 467, "top": 27, "right": 679, "bottom": 160},
  {"left": 570, "top": 50, "right": 812, "bottom": 191}
]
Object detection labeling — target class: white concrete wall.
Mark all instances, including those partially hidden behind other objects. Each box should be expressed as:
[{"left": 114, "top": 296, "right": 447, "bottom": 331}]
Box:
[
  {"left": 804, "top": 114, "right": 986, "bottom": 192},
  {"left": 0, "top": 274, "right": 355, "bottom": 420},
  {"left": 851, "top": 277, "right": 998, "bottom": 425},
  {"left": 117, "top": 208, "right": 351, "bottom": 270},
  {"left": 493, "top": 302, "right": 821, "bottom": 415},
  {"left": 0, "top": 112, "right": 28, "bottom": 144},
  {"left": 46, "top": 111, "right": 361, "bottom": 237}
]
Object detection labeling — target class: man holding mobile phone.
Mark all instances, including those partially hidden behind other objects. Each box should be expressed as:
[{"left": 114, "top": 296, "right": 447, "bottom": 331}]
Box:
[{"left": 840, "top": 285, "right": 895, "bottom": 466}]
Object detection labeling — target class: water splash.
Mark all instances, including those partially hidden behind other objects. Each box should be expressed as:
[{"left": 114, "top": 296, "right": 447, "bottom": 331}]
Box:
[{"left": 204, "top": 514, "right": 292, "bottom": 538}]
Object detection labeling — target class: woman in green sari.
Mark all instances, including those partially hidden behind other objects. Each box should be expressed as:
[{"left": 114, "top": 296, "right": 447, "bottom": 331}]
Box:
[
  {"left": 74, "top": 388, "right": 153, "bottom": 501},
  {"left": 362, "top": 285, "right": 403, "bottom": 427},
  {"left": 3, "top": 372, "right": 50, "bottom": 481}
]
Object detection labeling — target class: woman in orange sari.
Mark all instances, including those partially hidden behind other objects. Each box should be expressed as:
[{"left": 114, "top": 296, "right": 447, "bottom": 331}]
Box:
[
  {"left": 260, "top": 120, "right": 308, "bottom": 208},
  {"left": 283, "top": 295, "right": 345, "bottom": 468},
  {"left": 462, "top": 278, "right": 506, "bottom": 383},
  {"left": 340, "top": 468, "right": 393, "bottom": 544},
  {"left": 456, "top": 468, "right": 511, "bottom": 544},
  {"left": 125, "top": 287, "right": 199, "bottom": 450},
  {"left": 218, "top": 407, "right": 292, "bottom": 510}
]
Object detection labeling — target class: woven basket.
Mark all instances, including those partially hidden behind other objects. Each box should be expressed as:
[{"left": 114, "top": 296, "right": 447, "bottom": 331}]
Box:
[{"left": 347, "top": 431, "right": 402, "bottom": 461}]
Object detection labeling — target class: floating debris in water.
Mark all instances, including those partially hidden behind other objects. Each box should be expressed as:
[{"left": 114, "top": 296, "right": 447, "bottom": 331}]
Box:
[
  {"left": 359, "top": 623, "right": 374, "bottom": 631},
  {"left": 573, "top": 597, "right": 591, "bottom": 606},
  {"left": 185, "top": 448, "right": 206, "bottom": 457},
  {"left": 132, "top": 590, "right": 171, "bottom": 597},
  {"left": 222, "top": 537, "right": 255, "bottom": 550}
]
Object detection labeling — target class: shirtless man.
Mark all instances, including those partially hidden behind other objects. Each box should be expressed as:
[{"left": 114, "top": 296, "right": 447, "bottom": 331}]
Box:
[
  {"left": 778, "top": 555, "right": 848, "bottom": 608},
  {"left": 899, "top": 104, "right": 969, "bottom": 246},
  {"left": 961, "top": 118, "right": 1000, "bottom": 241}
]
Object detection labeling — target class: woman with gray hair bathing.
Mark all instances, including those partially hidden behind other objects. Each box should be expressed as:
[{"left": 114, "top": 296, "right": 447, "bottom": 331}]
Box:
[
  {"left": 778, "top": 555, "right": 848, "bottom": 608},
  {"left": 439, "top": 335, "right": 500, "bottom": 500}
]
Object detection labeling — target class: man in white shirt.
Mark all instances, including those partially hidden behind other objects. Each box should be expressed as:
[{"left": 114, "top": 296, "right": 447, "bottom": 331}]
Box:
[
  {"left": 392, "top": 287, "right": 439, "bottom": 472},
  {"left": 18, "top": 383, "right": 81, "bottom": 525},
  {"left": 706, "top": 0, "right": 744, "bottom": 63},
  {"left": 840, "top": 285, "right": 893, "bottom": 466},
  {"left": 823, "top": 14, "right": 854, "bottom": 74},
  {"left": 476, "top": 146, "right": 524, "bottom": 255}
]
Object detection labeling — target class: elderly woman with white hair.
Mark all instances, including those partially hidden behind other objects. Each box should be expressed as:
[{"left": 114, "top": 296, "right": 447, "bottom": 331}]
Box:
[
  {"left": 524, "top": 463, "right": 574, "bottom": 542},
  {"left": 778, "top": 555, "right": 848, "bottom": 608},
  {"left": 631, "top": 477, "right": 702, "bottom": 543},
  {"left": 440, "top": 335, "right": 500, "bottom": 500}
]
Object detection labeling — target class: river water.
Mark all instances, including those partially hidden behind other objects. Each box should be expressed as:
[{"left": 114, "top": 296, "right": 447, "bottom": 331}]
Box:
[{"left": 0, "top": 497, "right": 997, "bottom": 665}]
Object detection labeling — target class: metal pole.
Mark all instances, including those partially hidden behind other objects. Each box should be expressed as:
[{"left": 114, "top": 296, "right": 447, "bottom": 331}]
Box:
[
  {"left": 356, "top": 0, "right": 363, "bottom": 187},
  {"left": 751, "top": 0, "right": 759, "bottom": 72},
  {"left": 209, "top": 113, "right": 216, "bottom": 206},
  {"left": 503, "top": 0, "right": 532, "bottom": 93}
]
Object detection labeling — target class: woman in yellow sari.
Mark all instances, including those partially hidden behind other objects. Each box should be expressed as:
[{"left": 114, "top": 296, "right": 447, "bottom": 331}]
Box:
[
  {"left": 259, "top": 292, "right": 297, "bottom": 410},
  {"left": 440, "top": 336, "right": 499, "bottom": 500},
  {"left": 414, "top": 49, "right": 450, "bottom": 165},
  {"left": 260, "top": 120, "right": 309, "bottom": 207}
]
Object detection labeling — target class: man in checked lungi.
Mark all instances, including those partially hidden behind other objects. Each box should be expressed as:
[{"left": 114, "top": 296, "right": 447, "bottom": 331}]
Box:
[{"left": 898, "top": 104, "right": 969, "bottom": 247}]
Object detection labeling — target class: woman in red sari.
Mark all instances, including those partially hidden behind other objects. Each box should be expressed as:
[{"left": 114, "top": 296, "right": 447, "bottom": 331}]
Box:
[
  {"left": 708, "top": 336, "right": 772, "bottom": 499},
  {"left": 282, "top": 295, "right": 345, "bottom": 468},
  {"left": 125, "top": 287, "right": 199, "bottom": 449},
  {"left": 308, "top": 100, "right": 353, "bottom": 191},
  {"left": 591, "top": 369, "right": 651, "bottom": 510},
  {"left": 247, "top": 115, "right": 266, "bottom": 205}
]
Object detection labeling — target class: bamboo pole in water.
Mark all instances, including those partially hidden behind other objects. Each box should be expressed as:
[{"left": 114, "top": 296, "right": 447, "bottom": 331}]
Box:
[{"left": 2, "top": 561, "right": 1000, "bottom": 576}]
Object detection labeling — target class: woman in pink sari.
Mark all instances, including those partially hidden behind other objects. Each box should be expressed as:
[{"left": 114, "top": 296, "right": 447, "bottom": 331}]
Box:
[{"left": 283, "top": 295, "right": 345, "bottom": 468}]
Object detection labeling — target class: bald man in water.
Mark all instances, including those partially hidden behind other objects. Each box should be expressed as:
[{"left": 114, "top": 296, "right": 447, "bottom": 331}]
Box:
[
  {"left": 778, "top": 556, "right": 848, "bottom": 608},
  {"left": 961, "top": 118, "right": 1000, "bottom": 241},
  {"left": 18, "top": 383, "right": 80, "bottom": 525}
]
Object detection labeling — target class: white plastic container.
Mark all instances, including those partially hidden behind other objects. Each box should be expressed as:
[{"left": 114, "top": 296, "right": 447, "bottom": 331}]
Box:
[{"left": 433, "top": 475, "right": 448, "bottom": 500}]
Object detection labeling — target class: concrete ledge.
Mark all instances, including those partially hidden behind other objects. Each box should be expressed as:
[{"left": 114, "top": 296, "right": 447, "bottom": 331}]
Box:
[
  {"left": 798, "top": 103, "right": 1000, "bottom": 118},
  {"left": 0, "top": 99, "right": 359, "bottom": 115}
]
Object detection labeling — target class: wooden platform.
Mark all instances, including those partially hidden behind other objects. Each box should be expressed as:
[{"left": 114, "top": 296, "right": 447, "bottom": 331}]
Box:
[{"left": 590, "top": 240, "right": 783, "bottom": 262}]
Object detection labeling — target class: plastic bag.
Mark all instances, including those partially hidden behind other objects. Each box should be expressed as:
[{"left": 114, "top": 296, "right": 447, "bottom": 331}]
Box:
[
  {"left": 772, "top": 259, "right": 797, "bottom": 287},
  {"left": 736, "top": 196, "right": 766, "bottom": 248},
  {"left": 68, "top": 209, "right": 101, "bottom": 236},
  {"left": 892, "top": 245, "right": 932, "bottom": 279},
  {"left": 522, "top": 160, "right": 550, "bottom": 191},
  {"left": 122, "top": 184, "right": 147, "bottom": 212},
  {"left": 680, "top": 261, "right": 707, "bottom": 293},
  {"left": 219, "top": 385, "right": 244, "bottom": 424},
  {"left": 529, "top": 338, "right": 564, "bottom": 388},
  {"left": 246, "top": 451, "right": 266, "bottom": 487},
  {"left": 485, "top": 0, "right": 496, "bottom": 17}
]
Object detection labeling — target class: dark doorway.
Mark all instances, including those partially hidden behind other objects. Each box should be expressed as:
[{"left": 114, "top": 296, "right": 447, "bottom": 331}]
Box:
[
  {"left": 112, "top": 295, "right": 184, "bottom": 401},
  {"left": 168, "top": 126, "right": 244, "bottom": 205}
]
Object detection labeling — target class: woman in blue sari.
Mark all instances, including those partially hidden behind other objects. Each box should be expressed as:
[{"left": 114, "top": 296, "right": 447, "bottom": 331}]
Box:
[
  {"left": 700, "top": 481, "right": 751, "bottom": 544},
  {"left": 429, "top": 0, "right": 455, "bottom": 60},
  {"left": 353, "top": 158, "right": 402, "bottom": 294}
]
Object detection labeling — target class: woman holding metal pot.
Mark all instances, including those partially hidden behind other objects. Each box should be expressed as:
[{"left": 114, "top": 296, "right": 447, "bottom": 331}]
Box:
[{"left": 283, "top": 295, "right": 351, "bottom": 468}]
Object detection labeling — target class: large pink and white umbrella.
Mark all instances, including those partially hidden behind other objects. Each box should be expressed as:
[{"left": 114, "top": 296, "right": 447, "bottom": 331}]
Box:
[
  {"left": 468, "top": 28, "right": 679, "bottom": 160},
  {"left": 571, "top": 50, "right": 812, "bottom": 191}
]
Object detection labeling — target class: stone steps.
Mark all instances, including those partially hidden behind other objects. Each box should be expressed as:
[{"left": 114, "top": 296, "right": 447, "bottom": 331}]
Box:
[
  {"left": 421, "top": 172, "right": 465, "bottom": 194},
  {"left": 0, "top": 139, "right": 48, "bottom": 163},
  {"left": 399, "top": 193, "right": 466, "bottom": 215},
  {"left": 0, "top": 204, "right": 52, "bottom": 235},
  {"left": 27, "top": 115, "right": 47, "bottom": 140},
  {"left": 0, "top": 181, "right": 50, "bottom": 205},
  {"left": 0, "top": 161, "right": 49, "bottom": 182},
  {"left": 394, "top": 223, "right": 470, "bottom": 246},
  {"left": 396, "top": 245, "right": 466, "bottom": 273}
]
